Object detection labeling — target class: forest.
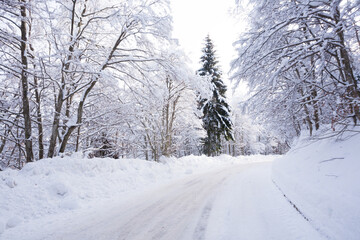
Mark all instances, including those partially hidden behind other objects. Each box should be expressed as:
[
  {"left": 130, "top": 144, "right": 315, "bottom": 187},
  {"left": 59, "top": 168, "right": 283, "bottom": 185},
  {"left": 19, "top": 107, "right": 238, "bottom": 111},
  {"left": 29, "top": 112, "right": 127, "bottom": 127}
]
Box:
[{"left": 0, "top": 0, "right": 359, "bottom": 169}]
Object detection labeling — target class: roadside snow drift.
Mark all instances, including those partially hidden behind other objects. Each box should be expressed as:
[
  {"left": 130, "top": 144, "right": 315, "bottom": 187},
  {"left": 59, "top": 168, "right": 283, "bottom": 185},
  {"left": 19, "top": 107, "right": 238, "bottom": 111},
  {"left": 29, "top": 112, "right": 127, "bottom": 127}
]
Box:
[{"left": 272, "top": 129, "right": 360, "bottom": 240}]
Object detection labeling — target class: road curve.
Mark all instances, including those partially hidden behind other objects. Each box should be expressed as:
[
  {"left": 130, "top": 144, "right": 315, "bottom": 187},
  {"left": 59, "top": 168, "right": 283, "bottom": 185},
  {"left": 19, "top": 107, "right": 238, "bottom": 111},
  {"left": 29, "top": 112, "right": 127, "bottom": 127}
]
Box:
[{"left": 2, "top": 162, "right": 323, "bottom": 240}]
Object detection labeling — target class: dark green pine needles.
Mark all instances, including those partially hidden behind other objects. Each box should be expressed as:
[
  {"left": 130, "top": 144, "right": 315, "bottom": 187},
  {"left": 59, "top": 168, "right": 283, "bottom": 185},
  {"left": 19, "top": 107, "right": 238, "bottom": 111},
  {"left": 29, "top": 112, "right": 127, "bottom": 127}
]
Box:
[{"left": 197, "top": 35, "right": 234, "bottom": 156}]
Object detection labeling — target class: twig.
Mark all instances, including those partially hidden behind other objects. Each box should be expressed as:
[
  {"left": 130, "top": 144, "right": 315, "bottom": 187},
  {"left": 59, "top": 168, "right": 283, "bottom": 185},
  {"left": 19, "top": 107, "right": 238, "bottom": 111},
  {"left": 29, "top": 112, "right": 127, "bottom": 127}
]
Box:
[{"left": 319, "top": 157, "right": 344, "bottom": 164}]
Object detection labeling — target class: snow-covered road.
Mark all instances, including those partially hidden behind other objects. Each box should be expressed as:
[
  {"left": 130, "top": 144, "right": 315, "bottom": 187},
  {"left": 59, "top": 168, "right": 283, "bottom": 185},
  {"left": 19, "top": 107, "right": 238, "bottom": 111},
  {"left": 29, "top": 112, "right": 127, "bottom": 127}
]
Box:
[{"left": 2, "top": 162, "right": 323, "bottom": 240}]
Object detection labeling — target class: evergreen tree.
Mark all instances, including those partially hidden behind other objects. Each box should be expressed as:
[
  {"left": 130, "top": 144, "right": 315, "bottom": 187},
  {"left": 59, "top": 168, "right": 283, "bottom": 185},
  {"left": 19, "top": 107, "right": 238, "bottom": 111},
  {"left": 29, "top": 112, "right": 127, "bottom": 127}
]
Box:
[{"left": 197, "top": 35, "right": 233, "bottom": 156}]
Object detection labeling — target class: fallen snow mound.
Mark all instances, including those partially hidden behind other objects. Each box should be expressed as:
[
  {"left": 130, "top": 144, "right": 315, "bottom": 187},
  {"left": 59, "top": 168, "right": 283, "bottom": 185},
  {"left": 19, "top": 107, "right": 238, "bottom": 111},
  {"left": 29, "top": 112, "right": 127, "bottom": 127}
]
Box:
[
  {"left": 272, "top": 129, "right": 360, "bottom": 240},
  {"left": 0, "top": 153, "right": 268, "bottom": 235}
]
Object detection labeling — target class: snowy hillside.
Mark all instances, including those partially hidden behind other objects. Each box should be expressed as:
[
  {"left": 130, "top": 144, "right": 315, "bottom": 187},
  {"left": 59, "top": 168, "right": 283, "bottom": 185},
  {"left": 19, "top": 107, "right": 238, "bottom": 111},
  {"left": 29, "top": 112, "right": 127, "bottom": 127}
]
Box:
[{"left": 272, "top": 129, "right": 360, "bottom": 240}]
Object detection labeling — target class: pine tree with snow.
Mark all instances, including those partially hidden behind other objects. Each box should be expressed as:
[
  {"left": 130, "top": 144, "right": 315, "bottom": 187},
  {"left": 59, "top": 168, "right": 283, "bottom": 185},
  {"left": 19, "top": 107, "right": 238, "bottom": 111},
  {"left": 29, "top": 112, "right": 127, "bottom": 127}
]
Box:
[{"left": 198, "top": 35, "right": 233, "bottom": 156}]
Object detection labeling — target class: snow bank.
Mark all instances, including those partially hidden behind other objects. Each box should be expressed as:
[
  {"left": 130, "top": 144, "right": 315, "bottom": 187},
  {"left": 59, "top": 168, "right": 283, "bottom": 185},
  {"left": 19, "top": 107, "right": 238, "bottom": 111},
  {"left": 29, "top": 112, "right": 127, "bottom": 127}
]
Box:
[
  {"left": 0, "top": 153, "right": 257, "bottom": 236},
  {"left": 272, "top": 129, "right": 360, "bottom": 240}
]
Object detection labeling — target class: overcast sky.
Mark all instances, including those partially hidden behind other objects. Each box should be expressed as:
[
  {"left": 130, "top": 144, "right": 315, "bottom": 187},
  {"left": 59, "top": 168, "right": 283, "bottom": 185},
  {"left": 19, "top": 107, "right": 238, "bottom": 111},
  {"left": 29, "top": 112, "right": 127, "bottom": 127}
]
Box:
[{"left": 170, "top": 0, "right": 248, "bottom": 104}]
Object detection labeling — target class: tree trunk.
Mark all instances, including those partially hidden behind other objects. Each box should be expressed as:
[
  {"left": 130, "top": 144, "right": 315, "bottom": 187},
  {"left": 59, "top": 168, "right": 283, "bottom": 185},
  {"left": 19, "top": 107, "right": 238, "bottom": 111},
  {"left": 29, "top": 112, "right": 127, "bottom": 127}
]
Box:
[
  {"left": 0, "top": 133, "right": 6, "bottom": 154},
  {"left": 47, "top": 91, "right": 64, "bottom": 157},
  {"left": 311, "top": 87, "right": 320, "bottom": 131},
  {"left": 47, "top": 0, "right": 78, "bottom": 157},
  {"left": 59, "top": 79, "right": 96, "bottom": 153},
  {"left": 333, "top": 3, "right": 360, "bottom": 122},
  {"left": 144, "top": 136, "right": 149, "bottom": 160},
  {"left": 75, "top": 125, "right": 81, "bottom": 152},
  {"left": 19, "top": 0, "right": 33, "bottom": 163},
  {"left": 58, "top": 27, "right": 128, "bottom": 153},
  {"left": 34, "top": 75, "right": 44, "bottom": 159}
]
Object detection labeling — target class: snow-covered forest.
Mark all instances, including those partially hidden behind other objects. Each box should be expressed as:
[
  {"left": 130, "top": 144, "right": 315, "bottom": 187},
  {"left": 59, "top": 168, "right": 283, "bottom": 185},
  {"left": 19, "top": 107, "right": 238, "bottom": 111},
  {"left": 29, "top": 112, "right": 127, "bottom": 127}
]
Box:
[
  {"left": 231, "top": 0, "right": 360, "bottom": 140},
  {"left": 0, "top": 0, "right": 289, "bottom": 169},
  {"left": 0, "top": 0, "right": 205, "bottom": 167},
  {"left": 1, "top": 0, "right": 360, "bottom": 239}
]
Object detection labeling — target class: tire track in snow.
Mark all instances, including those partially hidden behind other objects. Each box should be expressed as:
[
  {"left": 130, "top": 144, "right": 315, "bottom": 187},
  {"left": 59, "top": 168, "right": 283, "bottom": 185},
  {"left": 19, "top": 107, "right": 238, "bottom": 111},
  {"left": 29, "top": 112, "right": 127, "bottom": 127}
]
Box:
[{"left": 192, "top": 200, "right": 213, "bottom": 240}]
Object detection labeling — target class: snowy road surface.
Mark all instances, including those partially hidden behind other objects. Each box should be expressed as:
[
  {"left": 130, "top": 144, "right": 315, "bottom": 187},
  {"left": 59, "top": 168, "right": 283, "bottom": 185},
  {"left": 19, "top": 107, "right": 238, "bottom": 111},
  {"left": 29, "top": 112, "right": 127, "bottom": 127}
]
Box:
[{"left": 2, "top": 162, "right": 323, "bottom": 240}]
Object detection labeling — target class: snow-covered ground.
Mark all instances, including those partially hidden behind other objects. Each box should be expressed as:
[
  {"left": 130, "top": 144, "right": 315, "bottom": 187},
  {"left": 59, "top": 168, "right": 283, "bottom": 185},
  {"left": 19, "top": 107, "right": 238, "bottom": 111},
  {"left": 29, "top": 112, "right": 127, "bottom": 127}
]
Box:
[
  {"left": 200, "top": 162, "right": 322, "bottom": 240},
  {"left": 273, "top": 129, "right": 360, "bottom": 240},
  {"left": 1, "top": 130, "right": 359, "bottom": 240},
  {"left": 0, "top": 154, "right": 268, "bottom": 239},
  {"left": 1, "top": 154, "right": 323, "bottom": 240}
]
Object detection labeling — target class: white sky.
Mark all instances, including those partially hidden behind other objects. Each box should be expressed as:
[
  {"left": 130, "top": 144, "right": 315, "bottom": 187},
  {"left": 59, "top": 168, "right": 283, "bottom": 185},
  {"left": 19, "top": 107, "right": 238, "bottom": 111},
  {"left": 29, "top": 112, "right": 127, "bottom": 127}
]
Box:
[{"left": 170, "top": 0, "right": 248, "bottom": 105}]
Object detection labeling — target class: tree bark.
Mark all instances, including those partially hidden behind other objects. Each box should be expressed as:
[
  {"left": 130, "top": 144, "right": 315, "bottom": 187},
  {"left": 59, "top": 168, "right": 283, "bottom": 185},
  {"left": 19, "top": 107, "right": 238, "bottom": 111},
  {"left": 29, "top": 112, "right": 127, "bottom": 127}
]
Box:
[
  {"left": 0, "top": 132, "right": 6, "bottom": 155},
  {"left": 333, "top": 2, "right": 360, "bottom": 123},
  {"left": 19, "top": 0, "right": 34, "bottom": 163},
  {"left": 47, "top": 0, "right": 78, "bottom": 157},
  {"left": 28, "top": 8, "right": 44, "bottom": 160},
  {"left": 33, "top": 75, "right": 44, "bottom": 159}
]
